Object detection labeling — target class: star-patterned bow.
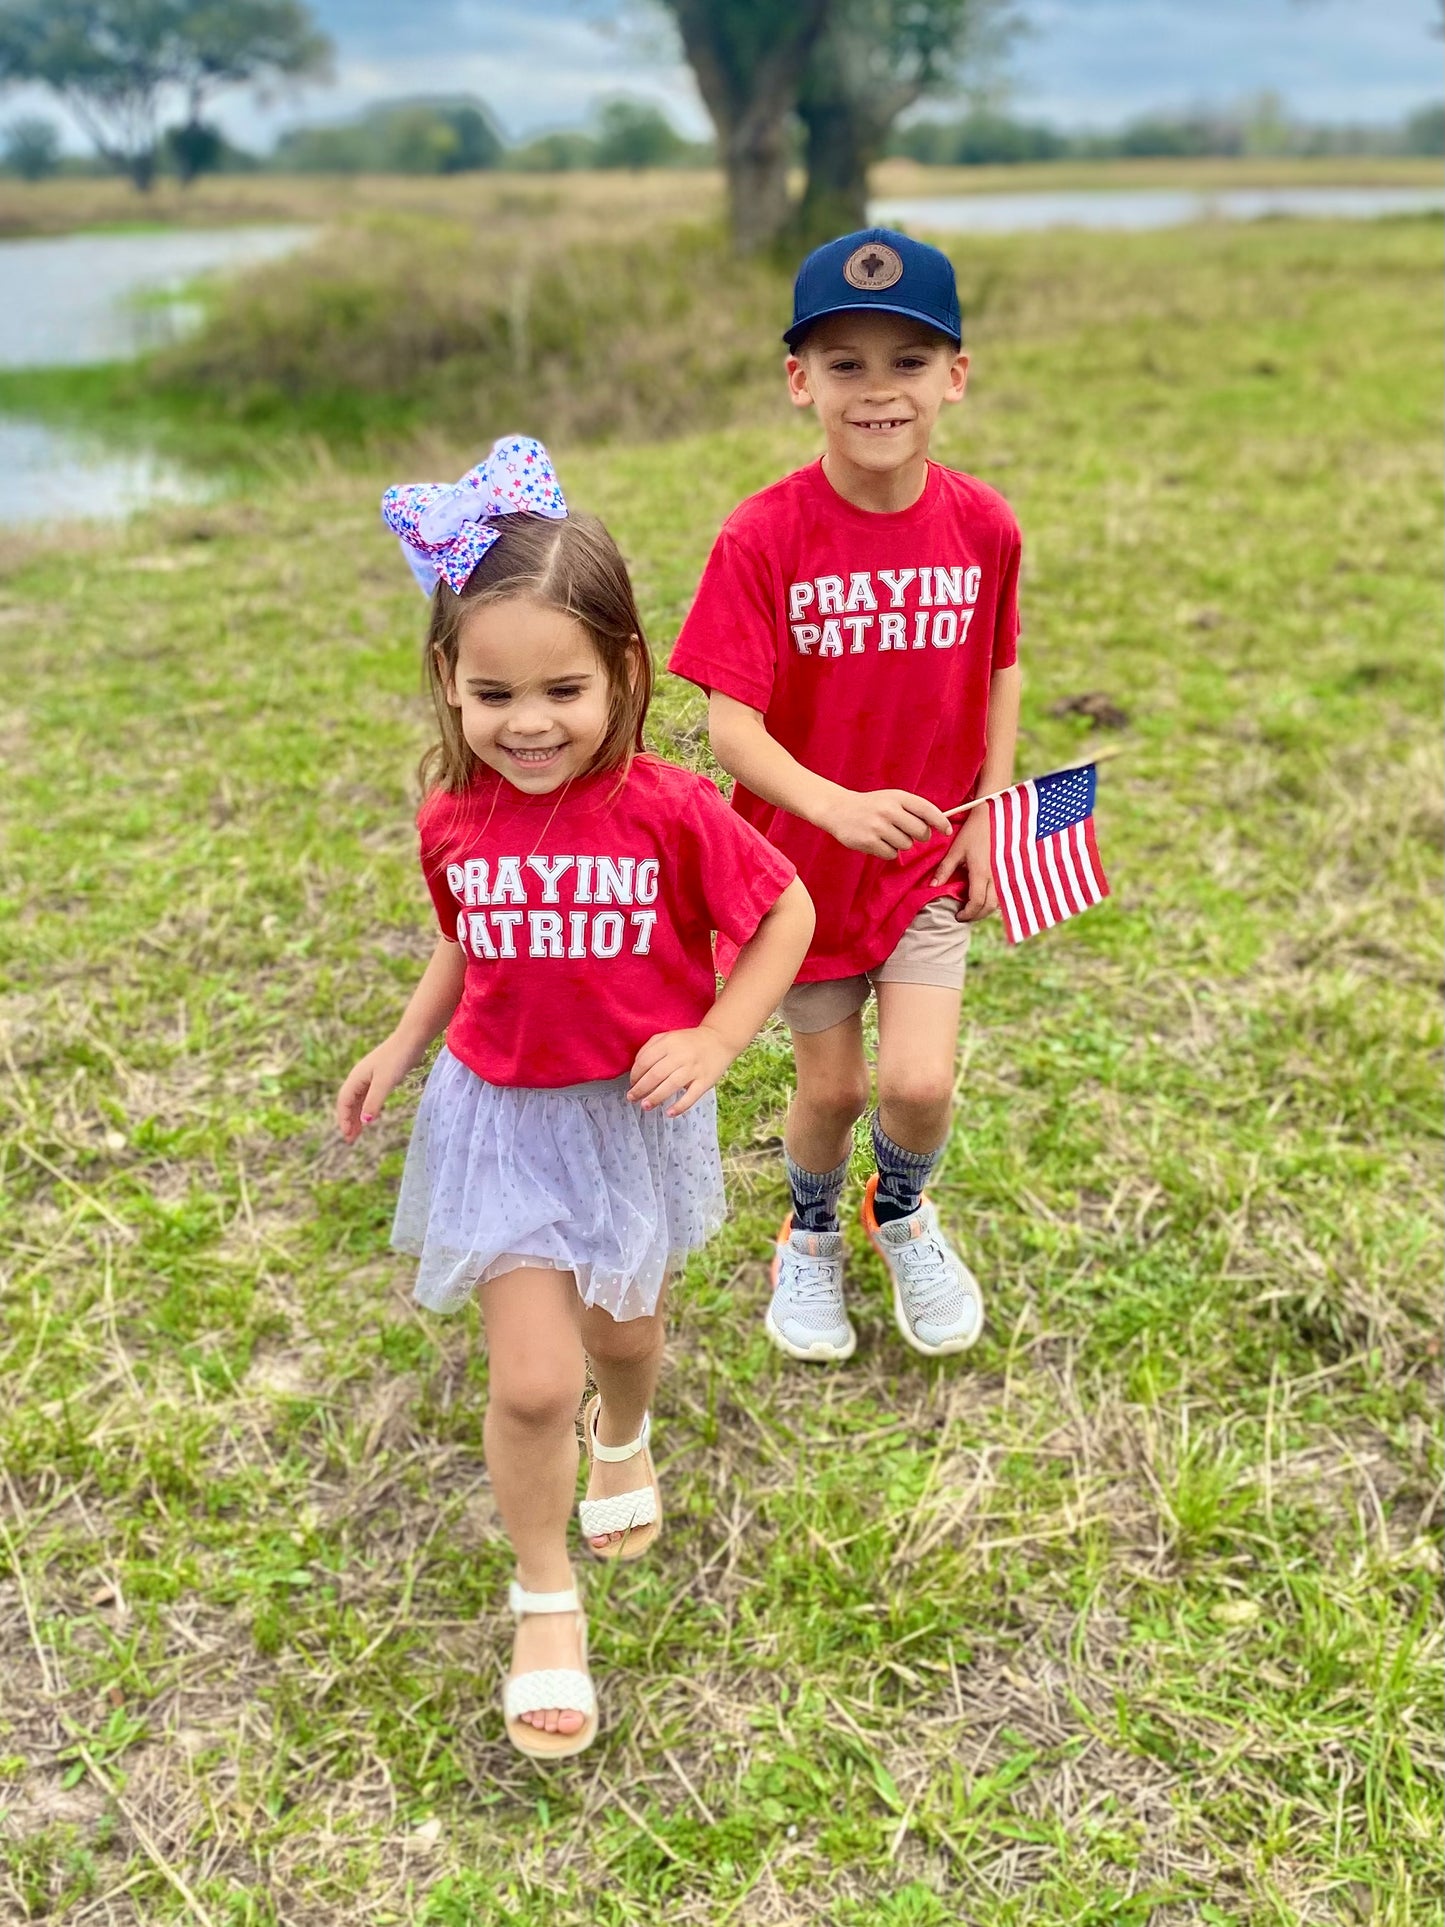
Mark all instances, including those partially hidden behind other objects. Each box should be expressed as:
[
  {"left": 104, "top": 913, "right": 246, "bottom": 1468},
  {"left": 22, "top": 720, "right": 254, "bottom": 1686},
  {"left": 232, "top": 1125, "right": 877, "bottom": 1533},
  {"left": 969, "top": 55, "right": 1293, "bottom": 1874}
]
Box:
[{"left": 380, "top": 436, "right": 568, "bottom": 595}]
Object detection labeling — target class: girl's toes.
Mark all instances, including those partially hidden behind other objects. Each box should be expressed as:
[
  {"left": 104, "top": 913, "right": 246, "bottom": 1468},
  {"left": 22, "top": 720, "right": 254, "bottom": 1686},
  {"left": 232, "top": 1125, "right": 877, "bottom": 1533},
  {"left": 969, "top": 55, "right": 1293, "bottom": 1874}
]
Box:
[{"left": 557, "top": 1708, "right": 584, "bottom": 1736}]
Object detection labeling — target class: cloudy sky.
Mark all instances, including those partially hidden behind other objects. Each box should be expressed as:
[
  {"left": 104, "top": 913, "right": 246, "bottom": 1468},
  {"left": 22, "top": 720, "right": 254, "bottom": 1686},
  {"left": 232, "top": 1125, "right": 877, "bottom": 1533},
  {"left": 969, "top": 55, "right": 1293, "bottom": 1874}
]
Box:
[{"left": 8, "top": 0, "right": 1440, "bottom": 151}]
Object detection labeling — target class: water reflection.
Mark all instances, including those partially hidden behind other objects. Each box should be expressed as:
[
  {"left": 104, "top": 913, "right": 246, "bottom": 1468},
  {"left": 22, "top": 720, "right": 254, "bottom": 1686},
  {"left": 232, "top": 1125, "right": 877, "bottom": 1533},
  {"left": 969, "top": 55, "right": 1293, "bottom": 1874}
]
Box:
[
  {"left": 870, "top": 183, "right": 1445, "bottom": 235},
  {"left": 0, "top": 225, "right": 313, "bottom": 368},
  {"left": 0, "top": 415, "right": 207, "bottom": 524}
]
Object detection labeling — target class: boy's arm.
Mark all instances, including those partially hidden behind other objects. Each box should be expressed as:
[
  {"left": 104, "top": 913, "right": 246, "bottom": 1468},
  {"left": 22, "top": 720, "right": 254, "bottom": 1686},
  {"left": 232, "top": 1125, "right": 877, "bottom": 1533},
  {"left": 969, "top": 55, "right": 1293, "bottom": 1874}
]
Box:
[
  {"left": 707, "top": 691, "right": 952, "bottom": 861},
  {"left": 627, "top": 876, "right": 815, "bottom": 1116},
  {"left": 930, "top": 662, "right": 1023, "bottom": 921}
]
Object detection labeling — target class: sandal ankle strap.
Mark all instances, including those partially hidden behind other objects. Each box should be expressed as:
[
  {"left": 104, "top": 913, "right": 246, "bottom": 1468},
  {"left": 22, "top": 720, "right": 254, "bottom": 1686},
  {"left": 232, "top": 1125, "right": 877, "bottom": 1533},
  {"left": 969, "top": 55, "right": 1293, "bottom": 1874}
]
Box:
[
  {"left": 509, "top": 1580, "right": 580, "bottom": 1617},
  {"left": 589, "top": 1405, "right": 651, "bottom": 1464}
]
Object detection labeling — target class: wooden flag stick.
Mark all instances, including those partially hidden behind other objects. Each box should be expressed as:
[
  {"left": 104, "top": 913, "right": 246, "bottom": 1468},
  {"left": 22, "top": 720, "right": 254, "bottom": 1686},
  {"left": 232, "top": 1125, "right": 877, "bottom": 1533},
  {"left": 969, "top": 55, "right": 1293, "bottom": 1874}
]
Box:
[{"left": 942, "top": 743, "right": 1127, "bottom": 821}]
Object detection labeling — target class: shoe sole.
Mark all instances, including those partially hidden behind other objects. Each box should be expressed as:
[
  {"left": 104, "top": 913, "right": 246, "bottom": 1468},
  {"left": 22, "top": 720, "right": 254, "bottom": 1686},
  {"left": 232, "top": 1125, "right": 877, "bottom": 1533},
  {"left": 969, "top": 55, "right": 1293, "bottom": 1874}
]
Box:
[
  {"left": 764, "top": 1303, "right": 857, "bottom": 1363},
  {"left": 861, "top": 1177, "right": 983, "bottom": 1359},
  {"left": 766, "top": 1215, "right": 857, "bottom": 1363}
]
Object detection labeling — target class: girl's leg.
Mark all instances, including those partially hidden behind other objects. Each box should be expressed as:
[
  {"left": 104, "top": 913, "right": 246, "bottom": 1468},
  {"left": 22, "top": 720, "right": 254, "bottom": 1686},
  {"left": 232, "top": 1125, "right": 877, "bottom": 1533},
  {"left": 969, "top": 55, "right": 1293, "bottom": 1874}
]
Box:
[
  {"left": 578, "top": 1292, "right": 668, "bottom": 1552},
  {"left": 479, "top": 1265, "right": 588, "bottom": 1735}
]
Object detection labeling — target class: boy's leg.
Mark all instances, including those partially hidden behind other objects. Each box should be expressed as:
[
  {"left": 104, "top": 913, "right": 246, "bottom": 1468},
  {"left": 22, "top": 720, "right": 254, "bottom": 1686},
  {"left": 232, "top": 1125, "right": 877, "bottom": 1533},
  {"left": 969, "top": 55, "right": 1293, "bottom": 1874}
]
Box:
[
  {"left": 578, "top": 1293, "right": 667, "bottom": 1552},
  {"left": 766, "top": 1010, "right": 871, "bottom": 1361},
  {"left": 872, "top": 980, "right": 961, "bottom": 1217},
  {"left": 785, "top": 1009, "right": 871, "bottom": 1230},
  {"left": 479, "top": 1266, "right": 590, "bottom": 1734},
  {"left": 870, "top": 979, "right": 983, "bottom": 1354}
]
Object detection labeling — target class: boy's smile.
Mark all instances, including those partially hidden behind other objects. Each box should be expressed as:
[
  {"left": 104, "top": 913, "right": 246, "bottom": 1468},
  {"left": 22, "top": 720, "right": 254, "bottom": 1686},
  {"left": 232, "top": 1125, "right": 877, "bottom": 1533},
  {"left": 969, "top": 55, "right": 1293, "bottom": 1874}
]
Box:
[{"left": 786, "top": 310, "right": 969, "bottom": 513}]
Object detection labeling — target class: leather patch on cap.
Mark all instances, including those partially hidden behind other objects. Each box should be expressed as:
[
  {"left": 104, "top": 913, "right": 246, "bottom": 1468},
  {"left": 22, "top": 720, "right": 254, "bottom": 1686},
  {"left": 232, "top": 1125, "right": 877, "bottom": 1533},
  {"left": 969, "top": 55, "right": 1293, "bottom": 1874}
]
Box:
[{"left": 843, "top": 241, "right": 904, "bottom": 290}]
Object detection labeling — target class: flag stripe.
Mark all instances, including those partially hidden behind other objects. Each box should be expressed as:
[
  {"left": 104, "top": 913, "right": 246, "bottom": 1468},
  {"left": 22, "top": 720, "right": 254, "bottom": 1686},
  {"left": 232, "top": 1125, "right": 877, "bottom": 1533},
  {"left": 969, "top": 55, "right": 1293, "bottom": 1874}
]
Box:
[
  {"left": 984, "top": 765, "right": 1111, "bottom": 945},
  {"left": 1014, "top": 784, "right": 1042, "bottom": 938},
  {"left": 1054, "top": 823, "right": 1088, "bottom": 915}
]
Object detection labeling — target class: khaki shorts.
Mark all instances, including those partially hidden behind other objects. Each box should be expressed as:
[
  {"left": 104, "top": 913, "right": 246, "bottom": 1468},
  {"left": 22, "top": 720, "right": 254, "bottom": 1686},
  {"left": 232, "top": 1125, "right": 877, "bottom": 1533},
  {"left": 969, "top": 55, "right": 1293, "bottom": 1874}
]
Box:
[{"left": 778, "top": 896, "right": 971, "bottom": 1035}]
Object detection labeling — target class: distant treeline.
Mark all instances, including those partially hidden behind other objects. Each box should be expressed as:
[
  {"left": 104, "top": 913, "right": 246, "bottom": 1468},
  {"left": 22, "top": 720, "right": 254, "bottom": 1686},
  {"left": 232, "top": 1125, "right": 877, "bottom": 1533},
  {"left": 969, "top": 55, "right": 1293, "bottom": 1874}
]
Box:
[
  {"left": 0, "top": 96, "right": 710, "bottom": 182},
  {"left": 891, "top": 96, "right": 1445, "bottom": 165},
  {"left": 3, "top": 89, "right": 1442, "bottom": 184}
]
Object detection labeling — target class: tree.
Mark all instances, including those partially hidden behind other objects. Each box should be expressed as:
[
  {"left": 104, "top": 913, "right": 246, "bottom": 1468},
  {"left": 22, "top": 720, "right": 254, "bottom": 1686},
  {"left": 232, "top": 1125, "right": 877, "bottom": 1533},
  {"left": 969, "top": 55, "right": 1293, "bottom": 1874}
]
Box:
[
  {"left": 1, "top": 110, "right": 59, "bottom": 177},
  {"left": 795, "top": 0, "right": 1015, "bottom": 240},
  {"left": 654, "top": 0, "right": 831, "bottom": 252},
  {"left": 593, "top": 97, "right": 690, "bottom": 170},
  {"left": 0, "top": 0, "right": 330, "bottom": 191}
]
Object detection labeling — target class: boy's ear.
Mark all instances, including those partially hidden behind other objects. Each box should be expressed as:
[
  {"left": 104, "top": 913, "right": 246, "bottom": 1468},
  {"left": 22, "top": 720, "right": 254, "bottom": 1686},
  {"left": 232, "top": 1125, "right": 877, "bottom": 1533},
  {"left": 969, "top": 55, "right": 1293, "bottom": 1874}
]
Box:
[
  {"left": 944, "top": 349, "right": 971, "bottom": 405},
  {"left": 785, "top": 353, "right": 816, "bottom": 411}
]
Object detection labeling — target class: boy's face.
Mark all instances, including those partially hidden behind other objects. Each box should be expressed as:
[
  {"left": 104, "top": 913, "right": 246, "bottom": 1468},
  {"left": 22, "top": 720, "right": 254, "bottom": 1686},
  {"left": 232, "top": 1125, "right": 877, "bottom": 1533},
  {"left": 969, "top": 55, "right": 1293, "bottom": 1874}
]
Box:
[{"left": 786, "top": 311, "right": 968, "bottom": 475}]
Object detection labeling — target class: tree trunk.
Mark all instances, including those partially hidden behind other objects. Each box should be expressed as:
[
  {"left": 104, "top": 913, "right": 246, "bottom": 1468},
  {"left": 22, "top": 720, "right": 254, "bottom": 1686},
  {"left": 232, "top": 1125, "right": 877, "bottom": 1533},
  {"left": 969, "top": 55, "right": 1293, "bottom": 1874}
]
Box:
[
  {"left": 127, "top": 146, "right": 157, "bottom": 191},
  {"left": 723, "top": 106, "right": 793, "bottom": 255},
  {"left": 662, "top": 0, "right": 830, "bottom": 255},
  {"left": 795, "top": 94, "right": 876, "bottom": 242}
]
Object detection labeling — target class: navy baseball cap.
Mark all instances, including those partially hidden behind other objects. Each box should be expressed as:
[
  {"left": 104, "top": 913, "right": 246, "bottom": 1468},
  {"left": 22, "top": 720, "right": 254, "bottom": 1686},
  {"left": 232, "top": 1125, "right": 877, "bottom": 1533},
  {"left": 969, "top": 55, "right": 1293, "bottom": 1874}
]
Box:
[{"left": 784, "top": 227, "right": 961, "bottom": 349}]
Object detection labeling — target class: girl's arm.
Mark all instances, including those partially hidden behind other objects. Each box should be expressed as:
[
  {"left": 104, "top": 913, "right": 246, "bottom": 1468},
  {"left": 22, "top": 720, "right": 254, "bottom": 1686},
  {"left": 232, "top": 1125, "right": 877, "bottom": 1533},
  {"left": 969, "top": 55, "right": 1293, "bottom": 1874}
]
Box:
[
  {"left": 335, "top": 935, "right": 467, "bottom": 1141},
  {"left": 628, "top": 877, "right": 815, "bottom": 1116}
]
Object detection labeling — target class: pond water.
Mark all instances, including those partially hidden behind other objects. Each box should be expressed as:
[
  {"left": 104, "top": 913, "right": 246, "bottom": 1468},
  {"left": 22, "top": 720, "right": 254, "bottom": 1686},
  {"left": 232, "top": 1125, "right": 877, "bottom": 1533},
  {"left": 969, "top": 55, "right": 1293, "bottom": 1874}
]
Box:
[
  {"left": 0, "top": 224, "right": 313, "bottom": 527},
  {"left": 870, "top": 182, "right": 1445, "bottom": 235}
]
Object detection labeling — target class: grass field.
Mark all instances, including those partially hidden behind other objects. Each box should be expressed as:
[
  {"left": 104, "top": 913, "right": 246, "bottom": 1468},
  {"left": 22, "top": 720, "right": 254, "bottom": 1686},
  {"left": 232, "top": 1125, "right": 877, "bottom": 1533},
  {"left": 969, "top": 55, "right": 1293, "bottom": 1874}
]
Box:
[
  {"left": 0, "top": 156, "right": 1438, "bottom": 238},
  {"left": 0, "top": 212, "right": 1441, "bottom": 1924}
]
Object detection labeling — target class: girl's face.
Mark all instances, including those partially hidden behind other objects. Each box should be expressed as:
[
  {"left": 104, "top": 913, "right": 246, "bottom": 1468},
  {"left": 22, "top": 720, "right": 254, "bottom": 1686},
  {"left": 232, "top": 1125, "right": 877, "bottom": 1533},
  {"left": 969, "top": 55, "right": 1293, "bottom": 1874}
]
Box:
[{"left": 445, "top": 595, "right": 614, "bottom": 794}]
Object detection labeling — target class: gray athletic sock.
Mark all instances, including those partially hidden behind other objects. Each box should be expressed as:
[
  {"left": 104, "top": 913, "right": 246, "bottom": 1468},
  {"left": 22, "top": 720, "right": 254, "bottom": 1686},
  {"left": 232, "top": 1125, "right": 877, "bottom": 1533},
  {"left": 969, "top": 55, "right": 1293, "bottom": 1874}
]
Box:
[
  {"left": 786, "top": 1151, "right": 850, "bottom": 1234},
  {"left": 871, "top": 1112, "right": 943, "bottom": 1225}
]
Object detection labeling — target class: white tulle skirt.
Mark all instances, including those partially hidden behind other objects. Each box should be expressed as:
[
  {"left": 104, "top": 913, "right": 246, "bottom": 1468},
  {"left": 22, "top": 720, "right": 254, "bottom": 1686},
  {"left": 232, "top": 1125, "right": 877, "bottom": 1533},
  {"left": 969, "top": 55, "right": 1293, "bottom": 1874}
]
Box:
[{"left": 391, "top": 1048, "right": 725, "bottom": 1320}]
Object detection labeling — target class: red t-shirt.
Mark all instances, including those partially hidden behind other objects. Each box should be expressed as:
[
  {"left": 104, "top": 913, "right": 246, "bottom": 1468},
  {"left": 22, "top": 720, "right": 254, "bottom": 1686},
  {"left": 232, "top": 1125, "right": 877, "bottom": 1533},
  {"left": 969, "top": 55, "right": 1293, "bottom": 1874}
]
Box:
[
  {"left": 668, "top": 458, "right": 1020, "bottom": 982},
  {"left": 418, "top": 755, "right": 796, "bottom": 1088}
]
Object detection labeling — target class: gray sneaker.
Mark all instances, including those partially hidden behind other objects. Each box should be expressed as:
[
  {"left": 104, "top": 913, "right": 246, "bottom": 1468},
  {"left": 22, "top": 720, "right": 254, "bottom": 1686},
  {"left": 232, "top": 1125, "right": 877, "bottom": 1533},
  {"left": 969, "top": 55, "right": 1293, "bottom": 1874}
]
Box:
[
  {"left": 862, "top": 1176, "right": 983, "bottom": 1356},
  {"left": 765, "top": 1218, "right": 857, "bottom": 1362}
]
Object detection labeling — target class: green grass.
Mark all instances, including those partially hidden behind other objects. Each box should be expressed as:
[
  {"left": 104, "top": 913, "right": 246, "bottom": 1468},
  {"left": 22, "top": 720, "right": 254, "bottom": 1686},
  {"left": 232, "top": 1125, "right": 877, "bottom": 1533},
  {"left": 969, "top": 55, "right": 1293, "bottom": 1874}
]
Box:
[{"left": 0, "top": 216, "right": 1440, "bottom": 1924}]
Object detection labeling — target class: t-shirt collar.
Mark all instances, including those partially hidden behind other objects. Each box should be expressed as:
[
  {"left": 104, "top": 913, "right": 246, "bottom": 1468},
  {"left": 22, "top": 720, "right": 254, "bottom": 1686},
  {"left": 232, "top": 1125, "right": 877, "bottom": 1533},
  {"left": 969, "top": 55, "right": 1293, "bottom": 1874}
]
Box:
[{"left": 807, "top": 455, "right": 943, "bottom": 525}]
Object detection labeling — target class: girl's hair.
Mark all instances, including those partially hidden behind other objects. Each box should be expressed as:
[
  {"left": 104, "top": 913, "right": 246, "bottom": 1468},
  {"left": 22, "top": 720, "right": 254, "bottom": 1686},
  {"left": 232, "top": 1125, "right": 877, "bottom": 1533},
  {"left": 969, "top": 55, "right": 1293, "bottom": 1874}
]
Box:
[{"left": 418, "top": 511, "right": 653, "bottom": 797}]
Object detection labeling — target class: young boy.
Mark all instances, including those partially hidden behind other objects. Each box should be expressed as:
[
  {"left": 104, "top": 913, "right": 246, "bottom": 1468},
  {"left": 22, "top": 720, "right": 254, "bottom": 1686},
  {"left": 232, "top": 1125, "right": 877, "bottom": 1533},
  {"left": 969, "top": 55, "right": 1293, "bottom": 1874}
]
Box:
[{"left": 668, "top": 227, "right": 1021, "bottom": 1363}]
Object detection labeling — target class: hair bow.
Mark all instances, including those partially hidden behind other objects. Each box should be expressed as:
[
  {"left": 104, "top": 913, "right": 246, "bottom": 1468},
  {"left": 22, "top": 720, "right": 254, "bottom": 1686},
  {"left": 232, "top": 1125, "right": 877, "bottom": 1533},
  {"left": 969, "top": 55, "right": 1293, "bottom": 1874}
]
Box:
[{"left": 380, "top": 436, "right": 568, "bottom": 595}]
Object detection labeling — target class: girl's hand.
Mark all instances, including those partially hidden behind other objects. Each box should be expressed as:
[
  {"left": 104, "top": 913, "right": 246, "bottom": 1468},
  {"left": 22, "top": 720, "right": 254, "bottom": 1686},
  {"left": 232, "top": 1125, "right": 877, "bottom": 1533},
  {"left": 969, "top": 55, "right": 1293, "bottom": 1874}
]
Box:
[
  {"left": 930, "top": 807, "right": 997, "bottom": 921},
  {"left": 628, "top": 1025, "right": 734, "bottom": 1117},
  {"left": 823, "top": 786, "right": 952, "bottom": 860},
  {"left": 335, "top": 1035, "right": 424, "bottom": 1142}
]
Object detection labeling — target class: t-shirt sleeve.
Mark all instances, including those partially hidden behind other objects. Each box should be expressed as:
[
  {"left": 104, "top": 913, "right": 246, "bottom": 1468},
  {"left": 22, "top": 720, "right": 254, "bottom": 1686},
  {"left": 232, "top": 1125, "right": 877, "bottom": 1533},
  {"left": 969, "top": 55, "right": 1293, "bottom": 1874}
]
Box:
[
  {"left": 667, "top": 525, "right": 779, "bottom": 712},
  {"left": 417, "top": 794, "right": 462, "bottom": 941},
  {"left": 681, "top": 776, "right": 797, "bottom": 949},
  {"left": 992, "top": 521, "right": 1021, "bottom": 671}
]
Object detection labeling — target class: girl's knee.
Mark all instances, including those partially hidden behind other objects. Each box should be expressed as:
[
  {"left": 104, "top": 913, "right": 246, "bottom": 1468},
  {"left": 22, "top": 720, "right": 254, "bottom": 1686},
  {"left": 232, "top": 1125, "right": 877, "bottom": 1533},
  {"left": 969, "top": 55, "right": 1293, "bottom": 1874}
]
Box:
[
  {"left": 583, "top": 1309, "right": 664, "bottom": 1368},
  {"left": 491, "top": 1366, "right": 585, "bottom": 1436}
]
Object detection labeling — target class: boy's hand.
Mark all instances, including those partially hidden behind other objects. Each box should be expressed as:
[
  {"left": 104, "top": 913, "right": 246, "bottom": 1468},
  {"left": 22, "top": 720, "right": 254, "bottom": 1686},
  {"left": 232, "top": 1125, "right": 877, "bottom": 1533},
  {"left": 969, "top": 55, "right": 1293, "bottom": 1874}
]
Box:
[
  {"left": 335, "top": 1036, "right": 424, "bottom": 1142},
  {"left": 823, "top": 787, "right": 952, "bottom": 860},
  {"left": 931, "top": 807, "right": 997, "bottom": 921},
  {"left": 628, "top": 1026, "right": 734, "bottom": 1117}
]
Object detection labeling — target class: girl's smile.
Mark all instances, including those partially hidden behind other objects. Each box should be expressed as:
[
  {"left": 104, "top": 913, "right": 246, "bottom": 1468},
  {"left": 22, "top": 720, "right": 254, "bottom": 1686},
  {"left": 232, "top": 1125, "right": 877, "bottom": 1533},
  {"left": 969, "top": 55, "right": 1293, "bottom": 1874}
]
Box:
[{"left": 444, "top": 595, "right": 611, "bottom": 794}]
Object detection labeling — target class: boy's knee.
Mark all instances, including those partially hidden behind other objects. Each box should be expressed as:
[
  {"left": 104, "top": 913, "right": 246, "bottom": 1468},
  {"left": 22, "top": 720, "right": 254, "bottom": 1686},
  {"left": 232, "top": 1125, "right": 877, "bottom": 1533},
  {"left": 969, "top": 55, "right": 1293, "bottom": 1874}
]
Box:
[
  {"left": 876, "top": 1069, "right": 954, "bottom": 1132},
  {"left": 795, "top": 1072, "right": 870, "bottom": 1134}
]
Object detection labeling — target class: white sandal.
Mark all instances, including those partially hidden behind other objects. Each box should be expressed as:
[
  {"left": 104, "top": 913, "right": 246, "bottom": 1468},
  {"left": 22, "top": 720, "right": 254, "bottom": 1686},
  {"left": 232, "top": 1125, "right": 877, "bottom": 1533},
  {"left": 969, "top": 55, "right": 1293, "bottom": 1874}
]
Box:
[
  {"left": 578, "top": 1393, "right": 662, "bottom": 1563},
  {"left": 503, "top": 1579, "right": 598, "bottom": 1760}
]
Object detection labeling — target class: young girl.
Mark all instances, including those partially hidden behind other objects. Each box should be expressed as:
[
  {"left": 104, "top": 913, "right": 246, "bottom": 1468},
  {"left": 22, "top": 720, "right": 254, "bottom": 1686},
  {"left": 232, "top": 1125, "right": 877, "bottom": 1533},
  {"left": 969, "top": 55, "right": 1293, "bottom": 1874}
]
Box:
[{"left": 336, "top": 438, "right": 813, "bottom": 1760}]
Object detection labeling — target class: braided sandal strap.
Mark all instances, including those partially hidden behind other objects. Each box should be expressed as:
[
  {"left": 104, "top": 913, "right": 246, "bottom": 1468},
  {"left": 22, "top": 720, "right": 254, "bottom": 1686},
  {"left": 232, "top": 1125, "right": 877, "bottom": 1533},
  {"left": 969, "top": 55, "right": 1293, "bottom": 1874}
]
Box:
[
  {"left": 577, "top": 1487, "right": 658, "bottom": 1537},
  {"left": 503, "top": 1668, "right": 596, "bottom": 1722}
]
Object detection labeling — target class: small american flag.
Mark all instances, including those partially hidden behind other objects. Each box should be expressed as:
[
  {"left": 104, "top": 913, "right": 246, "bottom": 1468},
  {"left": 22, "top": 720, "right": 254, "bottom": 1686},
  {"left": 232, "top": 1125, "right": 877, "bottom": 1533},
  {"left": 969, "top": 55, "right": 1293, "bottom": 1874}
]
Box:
[{"left": 986, "top": 763, "right": 1110, "bottom": 945}]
